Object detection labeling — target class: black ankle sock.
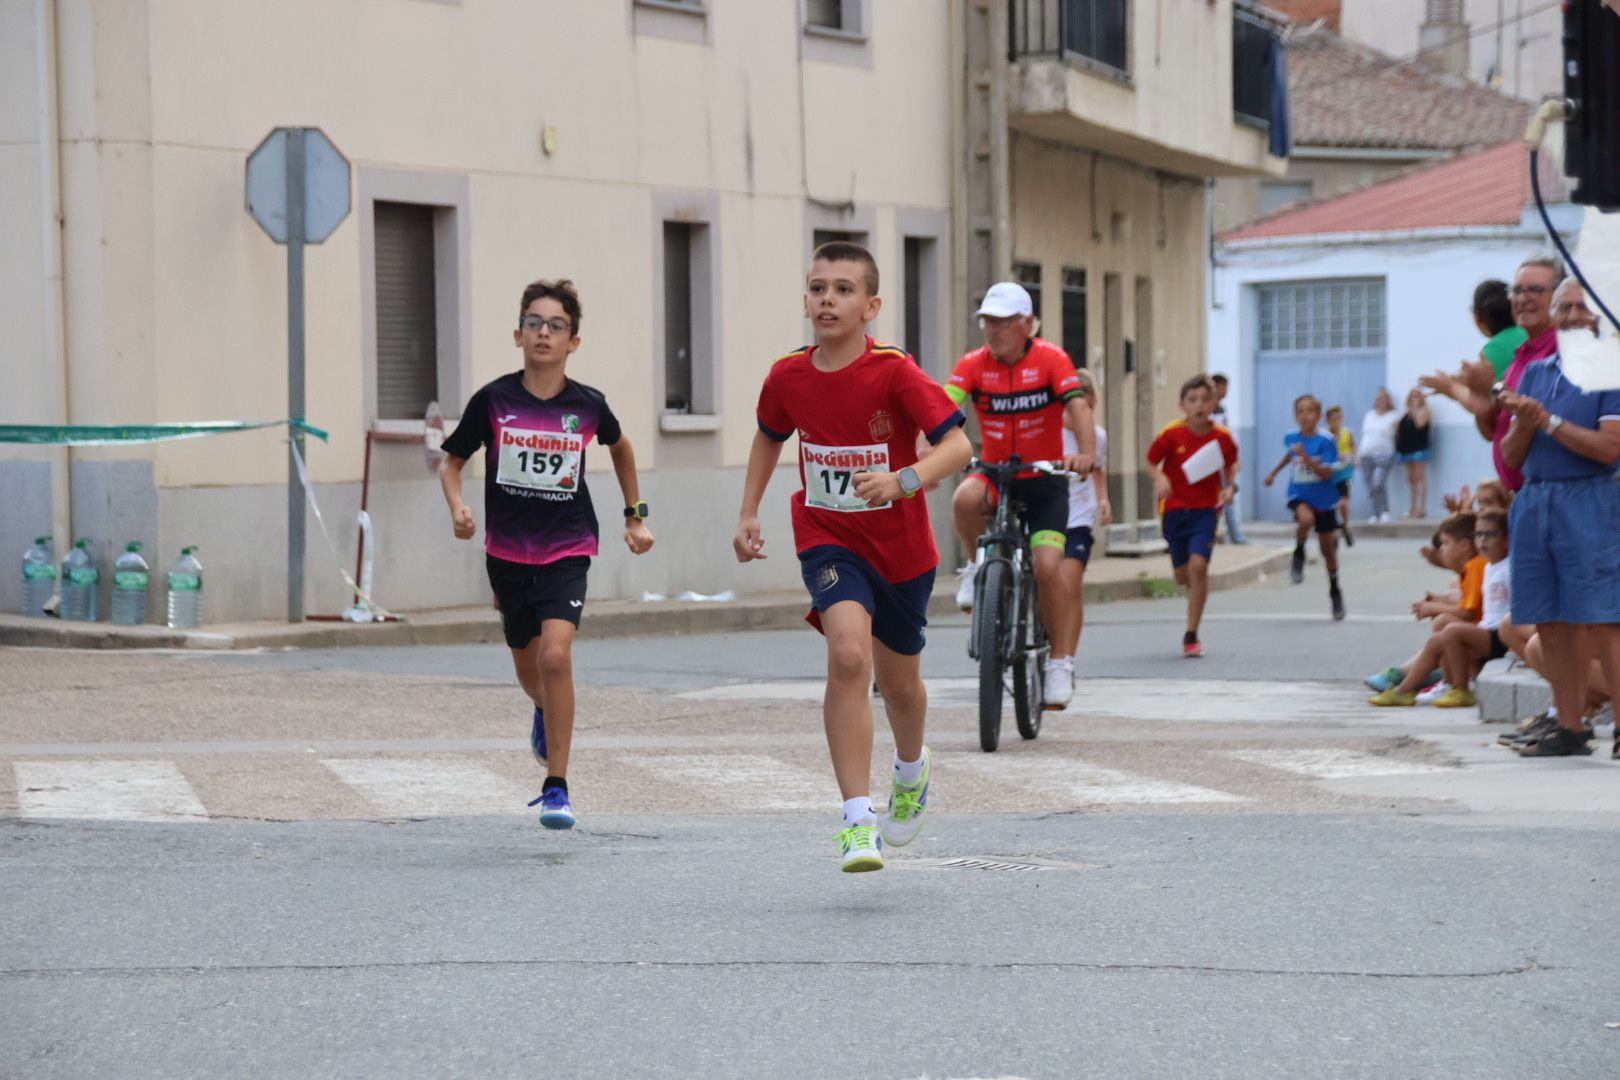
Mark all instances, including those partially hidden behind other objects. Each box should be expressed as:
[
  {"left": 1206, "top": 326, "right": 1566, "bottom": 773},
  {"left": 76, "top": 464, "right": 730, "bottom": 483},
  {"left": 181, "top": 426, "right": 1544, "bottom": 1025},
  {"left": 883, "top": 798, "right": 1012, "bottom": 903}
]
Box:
[
  {"left": 1328, "top": 571, "right": 1340, "bottom": 589},
  {"left": 543, "top": 776, "right": 567, "bottom": 794},
  {"left": 1293, "top": 542, "right": 1305, "bottom": 558},
  {"left": 1184, "top": 631, "right": 1198, "bottom": 645}
]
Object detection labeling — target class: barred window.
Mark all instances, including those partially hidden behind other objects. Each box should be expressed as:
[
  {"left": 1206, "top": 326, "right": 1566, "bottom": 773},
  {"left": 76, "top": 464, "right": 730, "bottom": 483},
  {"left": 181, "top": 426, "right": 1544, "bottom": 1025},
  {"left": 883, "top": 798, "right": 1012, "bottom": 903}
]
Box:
[{"left": 1257, "top": 280, "right": 1384, "bottom": 353}]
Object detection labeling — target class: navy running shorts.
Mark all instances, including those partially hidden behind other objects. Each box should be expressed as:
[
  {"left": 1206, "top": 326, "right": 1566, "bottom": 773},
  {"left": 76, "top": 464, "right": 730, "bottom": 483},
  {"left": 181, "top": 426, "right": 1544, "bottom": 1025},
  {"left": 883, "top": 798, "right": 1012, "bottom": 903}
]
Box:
[
  {"left": 799, "top": 545, "right": 934, "bottom": 656},
  {"left": 1064, "top": 525, "right": 1095, "bottom": 566},
  {"left": 1162, "top": 507, "right": 1218, "bottom": 568}
]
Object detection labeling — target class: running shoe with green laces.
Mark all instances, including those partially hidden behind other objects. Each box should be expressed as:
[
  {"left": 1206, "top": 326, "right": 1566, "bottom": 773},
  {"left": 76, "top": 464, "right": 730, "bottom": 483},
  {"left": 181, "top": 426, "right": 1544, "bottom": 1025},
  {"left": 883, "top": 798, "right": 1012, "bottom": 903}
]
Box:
[
  {"left": 1368, "top": 687, "right": 1417, "bottom": 706},
  {"left": 836, "top": 822, "right": 884, "bottom": 872},
  {"left": 882, "top": 748, "right": 931, "bottom": 848}
]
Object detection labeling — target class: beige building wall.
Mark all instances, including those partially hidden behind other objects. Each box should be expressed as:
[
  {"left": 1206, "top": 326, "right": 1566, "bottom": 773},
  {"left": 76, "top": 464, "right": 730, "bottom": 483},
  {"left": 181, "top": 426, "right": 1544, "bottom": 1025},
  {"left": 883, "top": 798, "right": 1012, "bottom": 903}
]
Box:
[
  {"left": 1008, "top": 0, "right": 1282, "bottom": 179},
  {"left": 1009, "top": 136, "right": 1209, "bottom": 521},
  {"left": 1, "top": 0, "right": 958, "bottom": 620}
]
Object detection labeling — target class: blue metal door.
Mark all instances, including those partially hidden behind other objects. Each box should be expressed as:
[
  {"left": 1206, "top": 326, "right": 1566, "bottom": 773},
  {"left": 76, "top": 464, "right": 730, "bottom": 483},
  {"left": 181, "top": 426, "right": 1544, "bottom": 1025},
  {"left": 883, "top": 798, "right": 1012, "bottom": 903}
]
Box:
[{"left": 1250, "top": 280, "right": 1386, "bottom": 523}]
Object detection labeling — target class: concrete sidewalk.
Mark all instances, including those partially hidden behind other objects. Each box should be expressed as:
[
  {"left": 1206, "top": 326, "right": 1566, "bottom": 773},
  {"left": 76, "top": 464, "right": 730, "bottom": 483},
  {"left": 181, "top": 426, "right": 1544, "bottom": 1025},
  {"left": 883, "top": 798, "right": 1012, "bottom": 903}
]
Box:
[{"left": 0, "top": 543, "right": 1290, "bottom": 651}]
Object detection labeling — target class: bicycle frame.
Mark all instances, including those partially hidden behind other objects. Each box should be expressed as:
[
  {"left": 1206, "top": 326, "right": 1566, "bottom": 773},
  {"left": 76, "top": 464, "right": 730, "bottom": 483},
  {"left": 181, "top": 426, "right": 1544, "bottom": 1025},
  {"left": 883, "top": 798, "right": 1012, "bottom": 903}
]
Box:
[{"left": 967, "top": 456, "right": 1036, "bottom": 663}]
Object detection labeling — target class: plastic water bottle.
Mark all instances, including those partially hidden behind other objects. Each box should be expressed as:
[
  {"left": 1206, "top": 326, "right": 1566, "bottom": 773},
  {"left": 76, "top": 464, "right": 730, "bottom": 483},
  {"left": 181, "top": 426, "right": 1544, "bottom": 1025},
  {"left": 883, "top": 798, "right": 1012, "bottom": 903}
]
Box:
[
  {"left": 111, "top": 542, "right": 150, "bottom": 626},
  {"left": 21, "top": 536, "right": 55, "bottom": 618},
  {"left": 166, "top": 547, "right": 203, "bottom": 629},
  {"left": 60, "top": 539, "right": 98, "bottom": 622}
]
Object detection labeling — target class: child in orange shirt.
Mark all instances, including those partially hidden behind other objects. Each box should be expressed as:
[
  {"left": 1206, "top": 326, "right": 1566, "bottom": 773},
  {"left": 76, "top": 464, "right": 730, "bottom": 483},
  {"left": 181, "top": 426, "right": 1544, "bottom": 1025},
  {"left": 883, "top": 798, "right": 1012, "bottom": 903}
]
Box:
[{"left": 1369, "top": 513, "right": 1484, "bottom": 705}]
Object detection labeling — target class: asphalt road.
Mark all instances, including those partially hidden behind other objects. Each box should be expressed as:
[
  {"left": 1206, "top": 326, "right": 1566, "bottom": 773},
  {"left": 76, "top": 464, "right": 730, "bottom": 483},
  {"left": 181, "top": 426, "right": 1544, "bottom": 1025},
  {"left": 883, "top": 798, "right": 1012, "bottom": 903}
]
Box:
[{"left": 4, "top": 537, "right": 1619, "bottom": 1078}]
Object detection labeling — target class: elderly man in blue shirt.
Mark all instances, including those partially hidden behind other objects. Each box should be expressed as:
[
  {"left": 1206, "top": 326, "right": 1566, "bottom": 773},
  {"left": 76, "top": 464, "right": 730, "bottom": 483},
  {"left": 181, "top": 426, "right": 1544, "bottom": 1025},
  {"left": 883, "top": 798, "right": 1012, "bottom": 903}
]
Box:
[{"left": 1497, "top": 278, "right": 1620, "bottom": 756}]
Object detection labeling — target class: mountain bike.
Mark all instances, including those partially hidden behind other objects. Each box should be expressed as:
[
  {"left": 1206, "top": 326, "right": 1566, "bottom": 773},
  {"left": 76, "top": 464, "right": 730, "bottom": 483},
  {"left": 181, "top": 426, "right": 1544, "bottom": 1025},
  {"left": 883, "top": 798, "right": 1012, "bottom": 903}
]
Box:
[{"left": 965, "top": 457, "right": 1070, "bottom": 752}]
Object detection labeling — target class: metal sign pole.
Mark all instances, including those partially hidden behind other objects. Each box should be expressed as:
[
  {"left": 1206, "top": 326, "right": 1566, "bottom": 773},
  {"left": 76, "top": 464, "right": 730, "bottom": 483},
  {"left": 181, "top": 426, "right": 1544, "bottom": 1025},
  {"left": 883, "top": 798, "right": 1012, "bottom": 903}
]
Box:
[{"left": 286, "top": 128, "right": 307, "bottom": 623}]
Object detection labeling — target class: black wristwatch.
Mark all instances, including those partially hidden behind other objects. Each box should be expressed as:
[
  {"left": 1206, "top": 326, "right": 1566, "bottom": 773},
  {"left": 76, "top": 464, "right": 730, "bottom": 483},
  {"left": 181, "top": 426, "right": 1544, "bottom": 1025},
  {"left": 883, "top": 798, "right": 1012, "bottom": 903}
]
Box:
[{"left": 624, "top": 502, "right": 649, "bottom": 520}]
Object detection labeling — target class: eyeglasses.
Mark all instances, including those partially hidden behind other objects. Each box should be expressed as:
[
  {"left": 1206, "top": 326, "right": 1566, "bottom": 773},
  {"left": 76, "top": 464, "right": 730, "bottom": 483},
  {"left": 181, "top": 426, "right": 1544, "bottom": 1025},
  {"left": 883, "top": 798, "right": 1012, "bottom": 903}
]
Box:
[
  {"left": 1510, "top": 284, "right": 1549, "bottom": 297},
  {"left": 520, "top": 315, "right": 572, "bottom": 335},
  {"left": 1474, "top": 530, "right": 1502, "bottom": 540}
]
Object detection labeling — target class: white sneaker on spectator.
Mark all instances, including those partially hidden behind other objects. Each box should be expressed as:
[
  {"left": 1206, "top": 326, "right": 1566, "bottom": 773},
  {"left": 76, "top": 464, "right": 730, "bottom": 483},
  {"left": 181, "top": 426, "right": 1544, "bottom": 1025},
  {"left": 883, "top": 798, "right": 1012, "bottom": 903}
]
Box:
[
  {"left": 1044, "top": 658, "right": 1074, "bottom": 708},
  {"left": 1590, "top": 701, "right": 1615, "bottom": 729},
  {"left": 1379, "top": 512, "right": 1393, "bottom": 523},
  {"left": 1415, "top": 681, "right": 1451, "bottom": 705}
]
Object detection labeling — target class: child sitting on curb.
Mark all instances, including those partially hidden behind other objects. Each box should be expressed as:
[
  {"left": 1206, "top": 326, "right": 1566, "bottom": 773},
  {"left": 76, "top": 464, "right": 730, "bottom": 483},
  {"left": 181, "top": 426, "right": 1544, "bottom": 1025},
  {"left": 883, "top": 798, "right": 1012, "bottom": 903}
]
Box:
[
  {"left": 1365, "top": 513, "right": 1483, "bottom": 699},
  {"left": 1369, "top": 509, "right": 1510, "bottom": 707}
]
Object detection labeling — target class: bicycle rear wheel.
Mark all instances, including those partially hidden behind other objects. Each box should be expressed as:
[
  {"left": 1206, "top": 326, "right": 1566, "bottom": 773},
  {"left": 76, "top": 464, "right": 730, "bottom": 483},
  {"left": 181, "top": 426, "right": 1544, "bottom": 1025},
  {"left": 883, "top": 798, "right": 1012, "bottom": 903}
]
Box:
[
  {"left": 976, "top": 559, "right": 1010, "bottom": 752},
  {"left": 1013, "top": 572, "right": 1045, "bottom": 740}
]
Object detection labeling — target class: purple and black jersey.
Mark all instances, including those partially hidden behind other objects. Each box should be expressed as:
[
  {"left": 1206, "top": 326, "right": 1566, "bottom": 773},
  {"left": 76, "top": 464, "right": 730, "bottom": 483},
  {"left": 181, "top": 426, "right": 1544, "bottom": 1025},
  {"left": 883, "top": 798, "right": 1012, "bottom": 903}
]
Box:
[{"left": 443, "top": 373, "right": 622, "bottom": 566}]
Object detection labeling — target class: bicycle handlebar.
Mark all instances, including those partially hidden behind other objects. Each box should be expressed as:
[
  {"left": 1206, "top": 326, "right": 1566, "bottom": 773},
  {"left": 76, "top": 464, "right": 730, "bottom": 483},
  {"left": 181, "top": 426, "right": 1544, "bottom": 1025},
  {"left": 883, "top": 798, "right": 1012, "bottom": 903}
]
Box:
[{"left": 969, "top": 458, "right": 1077, "bottom": 478}]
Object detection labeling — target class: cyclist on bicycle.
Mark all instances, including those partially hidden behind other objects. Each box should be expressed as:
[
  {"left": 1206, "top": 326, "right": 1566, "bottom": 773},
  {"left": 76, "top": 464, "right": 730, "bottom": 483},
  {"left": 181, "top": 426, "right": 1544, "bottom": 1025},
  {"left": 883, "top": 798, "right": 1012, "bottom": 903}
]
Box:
[{"left": 945, "top": 281, "right": 1096, "bottom": 706}]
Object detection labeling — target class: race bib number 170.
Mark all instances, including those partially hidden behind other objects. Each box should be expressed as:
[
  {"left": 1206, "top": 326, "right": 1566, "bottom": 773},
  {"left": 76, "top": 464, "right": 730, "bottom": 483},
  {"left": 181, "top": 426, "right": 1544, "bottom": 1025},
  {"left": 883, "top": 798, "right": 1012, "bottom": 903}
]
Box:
[
  {"left": 496, "top": 427, "right": 584, "bottom": 492},
  {"left": 801, "top": 442, "right": 890, "bottom": 512}
]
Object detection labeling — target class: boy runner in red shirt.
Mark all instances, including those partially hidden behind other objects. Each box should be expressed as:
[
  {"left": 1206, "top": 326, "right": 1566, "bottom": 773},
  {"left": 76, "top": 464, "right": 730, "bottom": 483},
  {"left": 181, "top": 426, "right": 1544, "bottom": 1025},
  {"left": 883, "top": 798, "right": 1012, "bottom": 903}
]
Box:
[
  {"left": 1145, "top": 374, "right": 1240, "bottom": 657},
  {"left": 734, "top": 242, "right": 971, "bottom": 873}
]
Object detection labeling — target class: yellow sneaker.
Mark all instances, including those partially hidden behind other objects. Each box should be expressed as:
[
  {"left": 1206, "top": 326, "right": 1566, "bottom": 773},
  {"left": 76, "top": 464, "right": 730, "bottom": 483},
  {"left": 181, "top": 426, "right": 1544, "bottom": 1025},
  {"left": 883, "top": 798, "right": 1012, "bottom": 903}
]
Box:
[
  {"left": 1432, "top": 687, "right": 1478, "bottom": 708},
  {"left": 1368, "top": 688, "right": 1417, "bottom": 706}
]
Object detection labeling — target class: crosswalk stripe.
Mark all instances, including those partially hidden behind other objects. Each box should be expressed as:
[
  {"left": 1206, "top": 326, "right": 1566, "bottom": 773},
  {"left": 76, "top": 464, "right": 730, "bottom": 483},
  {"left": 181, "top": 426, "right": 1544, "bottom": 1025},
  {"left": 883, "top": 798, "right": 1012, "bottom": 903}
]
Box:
[
  {"left": 618, "top": 753, "right": 829, "bottom": 811},
  {"left": 953, "top": 754, "right": 1245, "bottom": 805},
  {"left": 319, "top": 758, "right": 530, "bottom": 817},
  {"left": 15, "top": 760, "right": 209, "bottom": 822},
  {"left": 1225, "top": 748, "right": 1450, "bottom": 779}
]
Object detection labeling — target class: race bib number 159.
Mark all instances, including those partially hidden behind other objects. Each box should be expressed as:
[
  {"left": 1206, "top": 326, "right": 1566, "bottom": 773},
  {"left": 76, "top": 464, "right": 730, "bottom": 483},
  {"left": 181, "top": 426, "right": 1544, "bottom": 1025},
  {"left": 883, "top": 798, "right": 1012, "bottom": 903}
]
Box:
[
  {"left": 496, "top": 427, "right": 584, "bottom": 492},
  {"left": 801, "top": 442, "right": 890, "bottom": 513}
]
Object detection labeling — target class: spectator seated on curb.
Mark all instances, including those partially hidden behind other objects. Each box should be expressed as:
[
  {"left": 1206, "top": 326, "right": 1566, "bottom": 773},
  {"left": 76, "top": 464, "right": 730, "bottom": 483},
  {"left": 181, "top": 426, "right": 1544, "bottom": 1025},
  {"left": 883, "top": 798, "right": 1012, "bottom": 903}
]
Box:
[
  {"left": 1369, "top": 509, "right": 1514, "bottom": 708},
  {"left": 1366, "top": 513, "right": 1482, "bottom": 699},
  {"left": 1495, "top": 626, "right": 1617, "bottom": 757}
]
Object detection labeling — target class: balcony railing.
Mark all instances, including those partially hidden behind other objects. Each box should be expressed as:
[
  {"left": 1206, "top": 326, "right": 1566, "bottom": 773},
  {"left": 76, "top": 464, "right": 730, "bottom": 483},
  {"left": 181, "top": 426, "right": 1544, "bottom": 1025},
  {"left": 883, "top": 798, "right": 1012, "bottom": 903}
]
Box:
[
  {"left": 1010, "top": 0, "right": 1129, "bottom": 78},
  {"left": 1233, "top": 4, "right": 1275, "bottom": 129}
]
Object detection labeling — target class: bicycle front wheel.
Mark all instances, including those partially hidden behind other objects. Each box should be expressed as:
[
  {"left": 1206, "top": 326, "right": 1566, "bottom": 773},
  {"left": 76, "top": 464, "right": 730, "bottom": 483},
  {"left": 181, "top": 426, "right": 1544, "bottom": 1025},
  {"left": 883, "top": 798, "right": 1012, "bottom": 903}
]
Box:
[
  {"left": 976, "top": 559, "right": 1010, "bottom": 752},
  {"left": 1013, "top": 571, "right": 1045, "bottom": 740}
]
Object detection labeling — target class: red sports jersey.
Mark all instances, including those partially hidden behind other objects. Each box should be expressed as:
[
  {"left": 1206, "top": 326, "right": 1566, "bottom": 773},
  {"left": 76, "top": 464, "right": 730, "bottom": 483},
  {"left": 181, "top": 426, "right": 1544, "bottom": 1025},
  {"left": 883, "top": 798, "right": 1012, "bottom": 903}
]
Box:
[
  {"left": 945, "top": 338, "right": 1082, "bottom": 473},
  {"left": 757, "top": 337, "right": 965, "bottom": 583},
  {"left": 1146, "top": 419, "right": 1239, "bottom": 511}
]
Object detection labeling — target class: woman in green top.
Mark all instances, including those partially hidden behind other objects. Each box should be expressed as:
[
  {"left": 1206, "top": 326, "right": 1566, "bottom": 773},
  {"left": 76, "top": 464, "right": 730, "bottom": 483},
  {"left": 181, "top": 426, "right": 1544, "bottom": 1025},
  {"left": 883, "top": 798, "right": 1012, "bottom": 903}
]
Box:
[{"left": 1474, "top": 278, "right": 1528, "bottom": 379}]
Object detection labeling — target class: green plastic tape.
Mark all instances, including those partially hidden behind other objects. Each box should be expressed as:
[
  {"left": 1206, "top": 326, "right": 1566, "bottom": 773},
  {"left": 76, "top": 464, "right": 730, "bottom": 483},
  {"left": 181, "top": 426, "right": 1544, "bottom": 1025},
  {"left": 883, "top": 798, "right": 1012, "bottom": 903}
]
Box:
[{"left": 0, "top": 419, "right": 328, "bottom": 446}]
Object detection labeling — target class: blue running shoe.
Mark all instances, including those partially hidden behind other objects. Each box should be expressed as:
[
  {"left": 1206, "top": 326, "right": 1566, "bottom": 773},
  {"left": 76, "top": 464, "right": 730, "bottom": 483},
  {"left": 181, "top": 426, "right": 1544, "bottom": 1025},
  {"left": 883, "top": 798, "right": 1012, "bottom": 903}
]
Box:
[
  {"left": 1364, "top": 666, "right": 1403, "bottom": 692},
  {"left": 528, "top": 786, "right": 575, "bottom": 830},
  {"left": 530, "top": 707, "right": 547, "bottom": 764}
]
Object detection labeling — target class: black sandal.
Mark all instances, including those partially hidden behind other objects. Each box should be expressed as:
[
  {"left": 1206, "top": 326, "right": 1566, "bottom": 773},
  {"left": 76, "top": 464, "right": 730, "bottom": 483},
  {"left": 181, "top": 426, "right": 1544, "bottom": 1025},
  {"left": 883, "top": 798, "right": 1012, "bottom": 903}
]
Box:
[{"left": 1517, "top": 726, "right": 1595, "bottom": 757}]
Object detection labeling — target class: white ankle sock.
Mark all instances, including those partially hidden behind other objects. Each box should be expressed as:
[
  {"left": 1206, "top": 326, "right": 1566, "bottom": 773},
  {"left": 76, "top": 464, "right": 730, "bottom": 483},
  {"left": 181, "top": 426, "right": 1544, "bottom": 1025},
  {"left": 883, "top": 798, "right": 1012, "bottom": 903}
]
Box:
[
  {"left": 842, "top": 796, "right": 876, "bottom": 827},
  {"left": 893, "top": 753, "right": 925, "bottom": 786}
]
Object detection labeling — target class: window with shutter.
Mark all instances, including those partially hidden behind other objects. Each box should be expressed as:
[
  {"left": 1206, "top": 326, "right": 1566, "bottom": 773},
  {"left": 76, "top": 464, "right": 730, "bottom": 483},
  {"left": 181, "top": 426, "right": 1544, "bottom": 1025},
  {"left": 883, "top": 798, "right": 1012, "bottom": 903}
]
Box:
[
  {"left": 373, "top": 201, "right": 439, "bottom": 420},
  {"left": 806, "top": 0, "right": 843, "bottom": 29}
]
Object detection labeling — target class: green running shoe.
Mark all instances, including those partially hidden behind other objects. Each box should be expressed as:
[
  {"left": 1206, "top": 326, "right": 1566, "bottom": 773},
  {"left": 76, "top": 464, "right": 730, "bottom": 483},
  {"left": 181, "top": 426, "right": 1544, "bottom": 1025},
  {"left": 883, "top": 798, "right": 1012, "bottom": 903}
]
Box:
[
  {"left": 882, "top": 747, "right": 931, "bottom": 848},
  {"left": 837, "top": 822, "right": 884, "bottom": 872}
]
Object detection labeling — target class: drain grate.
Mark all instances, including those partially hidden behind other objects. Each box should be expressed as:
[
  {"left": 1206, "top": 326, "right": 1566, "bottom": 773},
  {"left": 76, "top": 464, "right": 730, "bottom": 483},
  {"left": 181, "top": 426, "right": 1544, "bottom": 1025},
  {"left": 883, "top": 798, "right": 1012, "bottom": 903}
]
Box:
[{"left": 934, "top": 857, "right": 1052, "bottom": 873}]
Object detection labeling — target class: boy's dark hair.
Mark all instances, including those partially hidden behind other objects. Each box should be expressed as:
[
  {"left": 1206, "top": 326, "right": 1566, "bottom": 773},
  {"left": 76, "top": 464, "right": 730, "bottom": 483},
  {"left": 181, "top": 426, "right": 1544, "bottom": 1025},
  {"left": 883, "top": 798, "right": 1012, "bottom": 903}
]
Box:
[
  {"left": 1211, "top": 373, "right": 1229, "bottom": 386},
  {"left": 1325, "top": 403, "right": 1343, "bottom": 418},
  {"left": 1179, "top": 374, "right": 1215, "bottom": 400},
  {"left": 1294, "top": 393, "right": 1321, "bottom": 412},
  {"left": 810, "top": 241, "right": 880, "bottom": 295},
  {"left": 1472, "top": 279, "right": 1514, "bottom": 336},
  {"left": 1478, "top": 507, "right": 1508, "bottom": 533},
  {"left": 1438, "top": 512, "right": 1477, "bottom": 542},
  {"left": 518, "top": 279, "right": 582, "bottom": 333}
]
